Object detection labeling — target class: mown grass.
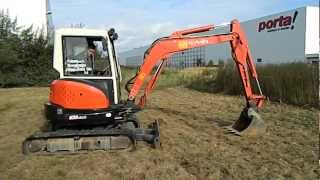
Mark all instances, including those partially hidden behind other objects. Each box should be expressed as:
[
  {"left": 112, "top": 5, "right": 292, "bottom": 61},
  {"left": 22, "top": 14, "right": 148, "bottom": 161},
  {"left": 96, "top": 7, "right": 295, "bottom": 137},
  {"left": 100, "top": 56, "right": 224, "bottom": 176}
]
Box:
[{"left": 0, "top": 87, "right": 318, "bottom": 179}]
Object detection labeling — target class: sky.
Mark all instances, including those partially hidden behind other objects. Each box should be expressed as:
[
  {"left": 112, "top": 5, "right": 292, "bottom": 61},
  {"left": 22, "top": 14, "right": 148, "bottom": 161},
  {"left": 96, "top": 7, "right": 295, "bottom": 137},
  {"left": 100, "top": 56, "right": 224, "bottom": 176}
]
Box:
[
  {"left": 4, "top": 0, "right": 318, "bottom": 52},
  {"left": 0, "top": 0, "right": 48, "bottom": 32}
]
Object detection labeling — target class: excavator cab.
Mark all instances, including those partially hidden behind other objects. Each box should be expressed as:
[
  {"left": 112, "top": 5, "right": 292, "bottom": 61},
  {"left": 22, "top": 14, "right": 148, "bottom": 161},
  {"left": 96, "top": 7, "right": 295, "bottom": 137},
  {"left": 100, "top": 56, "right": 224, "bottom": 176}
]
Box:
[
  {"left": 45, "top": 28, "right": 123, "bottom": 128},
  {"left": 57, "top": 29, "right": 120, "bottom": 101}
]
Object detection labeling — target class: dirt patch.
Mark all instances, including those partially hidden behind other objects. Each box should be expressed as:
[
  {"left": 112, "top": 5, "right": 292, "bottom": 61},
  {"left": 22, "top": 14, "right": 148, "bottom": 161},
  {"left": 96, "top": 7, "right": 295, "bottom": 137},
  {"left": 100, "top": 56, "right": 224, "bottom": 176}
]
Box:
[{"left": 0, "top": 87, "right": 318, "bottom": 180}]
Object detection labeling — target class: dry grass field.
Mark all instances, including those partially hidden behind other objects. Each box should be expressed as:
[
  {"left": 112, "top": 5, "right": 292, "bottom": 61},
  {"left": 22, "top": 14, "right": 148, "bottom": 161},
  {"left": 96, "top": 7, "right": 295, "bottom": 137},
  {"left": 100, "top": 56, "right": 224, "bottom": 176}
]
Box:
[{"left": 0, "top": 87, "right": 318, "bottom": 180}]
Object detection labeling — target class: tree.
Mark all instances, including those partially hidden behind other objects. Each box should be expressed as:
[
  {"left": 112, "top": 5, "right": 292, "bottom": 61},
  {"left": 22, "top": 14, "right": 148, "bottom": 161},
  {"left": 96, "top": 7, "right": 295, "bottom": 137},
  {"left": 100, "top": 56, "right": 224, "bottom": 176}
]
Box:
[{"left": 0, "top": 10, "right": 57, "bottom": 87}]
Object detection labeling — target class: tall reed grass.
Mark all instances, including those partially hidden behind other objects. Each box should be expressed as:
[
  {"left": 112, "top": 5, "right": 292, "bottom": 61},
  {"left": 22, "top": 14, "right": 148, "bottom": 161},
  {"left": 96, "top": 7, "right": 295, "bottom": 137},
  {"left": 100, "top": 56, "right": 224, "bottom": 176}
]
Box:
[
  {"left": 120, "top": 63, "right": 318, "bottom": 107},
  {"left": 213, "top": 62, "right": 318, "bottom": 107}
]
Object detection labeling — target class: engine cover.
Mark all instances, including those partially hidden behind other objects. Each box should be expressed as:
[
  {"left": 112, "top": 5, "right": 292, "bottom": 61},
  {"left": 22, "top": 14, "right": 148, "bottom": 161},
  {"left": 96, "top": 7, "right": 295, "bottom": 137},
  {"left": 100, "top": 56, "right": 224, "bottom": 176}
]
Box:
[{"left": 49, "top": 79, "right": 109, "bottom": 109}]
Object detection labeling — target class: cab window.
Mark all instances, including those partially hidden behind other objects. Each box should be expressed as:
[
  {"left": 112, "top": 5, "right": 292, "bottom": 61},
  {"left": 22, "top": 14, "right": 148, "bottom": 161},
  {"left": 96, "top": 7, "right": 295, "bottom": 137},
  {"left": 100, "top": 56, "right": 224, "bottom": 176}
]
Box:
[{"left": 62, "top": 36, "right": 112, "bottom": 77}]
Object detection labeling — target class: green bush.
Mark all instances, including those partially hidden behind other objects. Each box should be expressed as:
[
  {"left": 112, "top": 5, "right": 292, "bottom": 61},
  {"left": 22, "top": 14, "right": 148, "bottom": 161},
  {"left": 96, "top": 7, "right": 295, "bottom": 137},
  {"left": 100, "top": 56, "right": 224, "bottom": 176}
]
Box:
[
  {"left": 120, "top": 66, "right": 188, "bottom": 90},
  {"left": 185, "top": 68, "right": 217, "bottom": 92},
  {"left": 0, "top": 10, "right": 57, "bottom": 87}
]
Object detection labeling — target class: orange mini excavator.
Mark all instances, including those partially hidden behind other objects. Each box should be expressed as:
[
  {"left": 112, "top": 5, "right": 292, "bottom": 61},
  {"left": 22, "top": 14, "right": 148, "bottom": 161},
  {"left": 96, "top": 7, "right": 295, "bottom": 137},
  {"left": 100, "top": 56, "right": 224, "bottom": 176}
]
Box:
[{"left": 23, "top": 20, "right": 266, "bottom": 155}]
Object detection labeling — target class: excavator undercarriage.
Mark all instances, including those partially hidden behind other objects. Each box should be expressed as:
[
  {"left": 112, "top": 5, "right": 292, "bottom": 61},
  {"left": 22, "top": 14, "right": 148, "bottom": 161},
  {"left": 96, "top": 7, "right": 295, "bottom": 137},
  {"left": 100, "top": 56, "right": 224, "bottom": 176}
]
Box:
[
  {"left": 23, "top": 120, "right": 160, "bottom": 155},
  {"left": 23, "top": 103, "right": 161, "bottom": 155}
]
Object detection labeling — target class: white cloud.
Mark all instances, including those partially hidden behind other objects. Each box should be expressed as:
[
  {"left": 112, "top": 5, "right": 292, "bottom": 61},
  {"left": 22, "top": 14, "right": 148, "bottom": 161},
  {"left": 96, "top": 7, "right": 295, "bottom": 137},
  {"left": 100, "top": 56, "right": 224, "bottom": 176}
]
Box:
[
  {"left": 112, "top": 21, "right": 182, "bottom": 52},
  {"left": 105, "top": 0, "right": 281, "bottom": 52}
]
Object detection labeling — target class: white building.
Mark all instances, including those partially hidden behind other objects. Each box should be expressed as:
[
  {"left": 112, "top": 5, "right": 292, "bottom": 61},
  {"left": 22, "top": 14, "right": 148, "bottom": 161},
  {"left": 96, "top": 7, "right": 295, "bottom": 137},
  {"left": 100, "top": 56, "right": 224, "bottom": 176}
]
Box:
[
  {"left": 119, "top": 6, "right": 319, "bottom": 66},
  {"left": 205, "top": 6, "right": 319, "bottom": 64},
  {"left": 0, "top": 0, "right": 54, "bottom": 39}
]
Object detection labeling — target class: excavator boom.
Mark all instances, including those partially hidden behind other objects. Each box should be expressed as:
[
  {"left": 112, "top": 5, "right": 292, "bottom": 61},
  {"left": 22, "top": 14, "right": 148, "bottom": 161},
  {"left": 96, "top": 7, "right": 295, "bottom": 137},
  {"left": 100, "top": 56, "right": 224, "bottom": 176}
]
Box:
[
  {"left": 126, "top": 20, "right": 266, "bottom": 136},
  {"left": 127, "top": 20, "right": 264, "bottom": 107}
]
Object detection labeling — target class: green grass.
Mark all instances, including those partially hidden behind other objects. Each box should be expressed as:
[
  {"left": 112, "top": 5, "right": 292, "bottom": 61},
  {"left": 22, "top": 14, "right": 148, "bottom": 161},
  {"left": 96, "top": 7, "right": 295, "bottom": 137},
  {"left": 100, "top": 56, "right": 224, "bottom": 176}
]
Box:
[{"left": 120, "top": 66, "right": 217, "bottom": 93}]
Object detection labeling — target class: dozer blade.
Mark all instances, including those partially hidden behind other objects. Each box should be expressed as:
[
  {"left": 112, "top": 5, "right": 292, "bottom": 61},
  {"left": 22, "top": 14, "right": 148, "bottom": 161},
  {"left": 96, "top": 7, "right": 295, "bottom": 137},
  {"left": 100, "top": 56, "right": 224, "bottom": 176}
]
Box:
[
  {"left": 225, "top": 107, "right": 266, "bottom": 136},
  {"left": 22, "top": 120, "right": 161, "bottom": 155}
]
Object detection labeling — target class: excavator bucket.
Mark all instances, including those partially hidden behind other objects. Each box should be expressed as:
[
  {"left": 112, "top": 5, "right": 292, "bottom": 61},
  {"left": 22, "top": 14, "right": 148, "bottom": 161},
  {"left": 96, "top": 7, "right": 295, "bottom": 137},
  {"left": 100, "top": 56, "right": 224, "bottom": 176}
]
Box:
[{"left": 226, "top": 107, "right": 266, "bottom": 136}]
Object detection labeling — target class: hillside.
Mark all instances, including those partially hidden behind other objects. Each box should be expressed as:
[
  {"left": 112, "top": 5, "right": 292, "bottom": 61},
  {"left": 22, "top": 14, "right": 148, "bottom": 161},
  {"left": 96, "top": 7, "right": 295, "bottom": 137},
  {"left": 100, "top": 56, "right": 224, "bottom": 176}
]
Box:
[{"left": 0, "top": 87, "right": 318, "bottom": 180}]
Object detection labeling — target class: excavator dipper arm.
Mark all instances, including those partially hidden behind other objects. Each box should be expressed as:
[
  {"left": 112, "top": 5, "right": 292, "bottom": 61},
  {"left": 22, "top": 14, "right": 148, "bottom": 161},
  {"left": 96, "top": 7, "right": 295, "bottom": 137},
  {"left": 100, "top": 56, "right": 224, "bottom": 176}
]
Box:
[{"left": 127, "top": 20, "right": 265, "bottom": 110}]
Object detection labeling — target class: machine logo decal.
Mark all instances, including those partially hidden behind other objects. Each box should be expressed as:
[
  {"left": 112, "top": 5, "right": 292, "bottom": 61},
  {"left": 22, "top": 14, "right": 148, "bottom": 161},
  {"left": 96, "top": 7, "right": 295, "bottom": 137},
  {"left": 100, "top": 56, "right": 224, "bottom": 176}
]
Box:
[
  {"left": 258, "top": 11, "right": 298, "bottom": 32},
  {"left": 178, "top": 41, "right": 188, "bottom": 49},
  {"left": 187, "top": 39, "right": 209, "bottom": 46},
  {"left": 69, "top": 115, "right": 87, "bottom": 120},
  {"left": 178, "top": 39, "right": 209, "bottom": 49}
]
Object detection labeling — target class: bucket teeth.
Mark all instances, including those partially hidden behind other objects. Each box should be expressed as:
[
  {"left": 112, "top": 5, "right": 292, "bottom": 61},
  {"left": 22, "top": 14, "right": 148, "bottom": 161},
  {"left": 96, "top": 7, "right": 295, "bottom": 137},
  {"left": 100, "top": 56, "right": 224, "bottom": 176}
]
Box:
[{"left": 225, "top": 126, "right": 241, "bottom": 136}]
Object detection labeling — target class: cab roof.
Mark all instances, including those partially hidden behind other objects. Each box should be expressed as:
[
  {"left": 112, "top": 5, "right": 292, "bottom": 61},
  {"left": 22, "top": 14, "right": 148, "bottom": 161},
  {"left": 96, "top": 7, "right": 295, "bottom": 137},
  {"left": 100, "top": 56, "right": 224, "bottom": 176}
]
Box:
[{"left": 55, "top": 28, "right": 109, "bottom": 37}]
